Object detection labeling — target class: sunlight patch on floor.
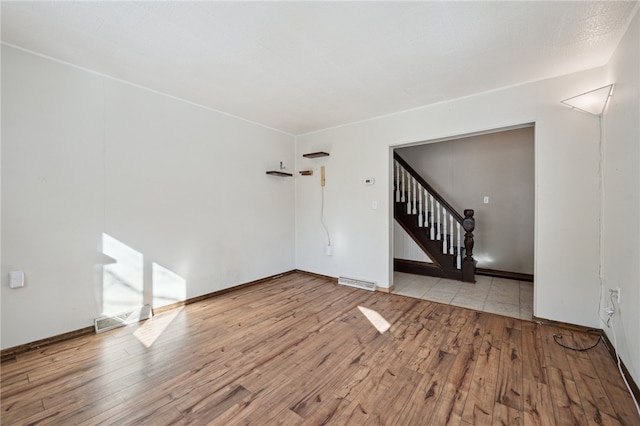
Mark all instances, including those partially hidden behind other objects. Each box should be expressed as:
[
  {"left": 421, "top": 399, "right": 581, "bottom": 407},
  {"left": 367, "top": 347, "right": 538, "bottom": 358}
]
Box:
[
  {"left": 134, "top": 306, "right": 184, "bottom": 348},
  {"left": 358, "top": 306, "right": 391, "bottom": 333}
]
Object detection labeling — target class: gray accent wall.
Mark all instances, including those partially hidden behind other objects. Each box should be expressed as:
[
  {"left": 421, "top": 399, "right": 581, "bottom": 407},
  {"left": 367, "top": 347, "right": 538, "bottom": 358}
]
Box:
[{"left": 397, "top": 126, "right": 534, "bottom": 275}]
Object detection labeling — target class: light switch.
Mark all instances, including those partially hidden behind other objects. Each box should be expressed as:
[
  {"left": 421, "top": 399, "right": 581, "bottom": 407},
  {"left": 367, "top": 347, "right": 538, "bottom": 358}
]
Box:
[
  {"left": 483, "top": 196, "right": 489, "bottom": 204},
  {"left": 372, "top": 201, "right": 378, "bottom": 210}
]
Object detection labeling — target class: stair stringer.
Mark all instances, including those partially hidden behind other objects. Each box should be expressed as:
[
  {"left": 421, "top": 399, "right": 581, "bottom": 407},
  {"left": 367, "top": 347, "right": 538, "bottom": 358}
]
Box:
[{"left": 394, "top": 203, "right": 463, "bottom": 281}]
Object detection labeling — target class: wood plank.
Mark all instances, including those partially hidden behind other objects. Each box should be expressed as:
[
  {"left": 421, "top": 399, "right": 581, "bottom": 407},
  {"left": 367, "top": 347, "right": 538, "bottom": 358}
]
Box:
[
  {"left": 328, "top": 398, "right": 370, "bottom": 425},
  {"left": 461, "top": 314, "right": 504, "bottom": 425},
  {"left": 492, "top": 401, "right": 524, "bottom": 425},
  {"left": 332, "top": 365, "right": 398, "bottom": 423},
  {"left": 430, "top": 311, "right": 486, "bottom": 425},
  {"left": 286, "top": 341, "right": 383, "bottom": 423},
  {"left": 584, "top": 332, "right": 640, "bottom": 426},
  {"left": 522, "top": 378, "right": 554, "bottom": 426},
  {"left": 564, "top": 332, "right": 620, "bottom": 425},
  {"left": 367, "top": 367, "right": 424, "bottom": 424},
  {"left": 521, "top": 322, "right": 547, "bottom": 384},
  {"left": 547, "top": 366, "right": 588, "bottom": 425},
  {"left": 495, "top": 326, "right": 523, "bottom": 411},
  {"left": 178, "top": 384, "right": 253, "bottom": 421},
  {"left": 297, "top": 391, "right": 344, "bottom": 425},
  {"left": 394, "top": 345, "right": 457, "bottom": 424},
  {"left": 219, "top": 373, "right": 301, "bottom": 425},
  {"left": 0, "top": 398, "right": 44, "bottom": 425}
]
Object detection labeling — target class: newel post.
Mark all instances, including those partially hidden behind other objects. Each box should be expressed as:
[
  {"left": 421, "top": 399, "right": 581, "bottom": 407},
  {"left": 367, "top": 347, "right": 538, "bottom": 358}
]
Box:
[{"left": 462, "top": 209, "right": 476, "bottom": 283}]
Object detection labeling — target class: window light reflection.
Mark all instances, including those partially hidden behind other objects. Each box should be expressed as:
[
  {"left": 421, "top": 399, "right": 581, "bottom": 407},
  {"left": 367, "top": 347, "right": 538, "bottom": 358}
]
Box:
[{"left": 358, "top": 306, "right": 391, "bottom": 333}]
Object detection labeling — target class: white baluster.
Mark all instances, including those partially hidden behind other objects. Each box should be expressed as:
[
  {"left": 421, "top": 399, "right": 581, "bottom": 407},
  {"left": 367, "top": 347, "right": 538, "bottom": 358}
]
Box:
[
  {"left": 436, "top": 201, "right": 441, "bottom": 240},
  {"left": 400, "top": 167, "right": 405, "bottom": 203},
  {"left": 418, "top": 185, "right": 423, "bottom": 227},
  {"left": 442, "top": 207, "right": 447, "bottom": 252},
  {"left": 395, "top": 161, "right": 400, "bottom": 202},
  {"left": 456, "top": 222, "right": 462, "bottom": 269},
  {"left": 449, "top": 214, "right": 455, "bottom": 254},
  {"left": 424, "top": 189, "right": 429, "bottom": 227},
  {"left": 423, "top": 189, "right": 428, "bottom": 227},
  {"left": 430, "top": 195, "right": 435, "bottom": 240},
  {"left": 406, "top": 171, "right": 412, "bottom": 214},
  {"left": 412, "top": 177, "right": 417, "bottom": 214}
]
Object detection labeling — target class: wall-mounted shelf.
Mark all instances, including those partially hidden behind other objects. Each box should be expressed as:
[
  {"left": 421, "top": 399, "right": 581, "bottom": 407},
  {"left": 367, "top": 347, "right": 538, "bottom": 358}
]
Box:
[
  {"left": 266, "top": 171, "right": 292, "bottom": 177},
  {"left": 303, "top": 152, "right": 330, "bottom": 158},
  {"left": 299, "top": 170, "right": 313, "bottom": 176}
]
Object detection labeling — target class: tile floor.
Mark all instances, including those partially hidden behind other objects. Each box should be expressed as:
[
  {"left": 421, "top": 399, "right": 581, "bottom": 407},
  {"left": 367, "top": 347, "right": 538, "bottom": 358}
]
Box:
[{"left": 393, "top": 272, "right": 533, "bottom": 321}]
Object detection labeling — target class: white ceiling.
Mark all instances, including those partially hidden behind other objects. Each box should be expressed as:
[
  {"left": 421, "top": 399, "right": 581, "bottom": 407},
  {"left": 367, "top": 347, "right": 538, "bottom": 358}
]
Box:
[{"left": 2, "top": 1, "right": 638, "bottom": 135}]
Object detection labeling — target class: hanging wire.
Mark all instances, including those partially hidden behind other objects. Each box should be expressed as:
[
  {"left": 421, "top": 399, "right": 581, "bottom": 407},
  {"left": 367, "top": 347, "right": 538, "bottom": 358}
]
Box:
[
  {"left": 320, "top": 185, "right": 331, "bottom": 246},
  {"left": 597, "top": 115, "right": 607, "bottom": 327},
  {"left": 552, "top": 333, "right": 602, "bottom": 351}
]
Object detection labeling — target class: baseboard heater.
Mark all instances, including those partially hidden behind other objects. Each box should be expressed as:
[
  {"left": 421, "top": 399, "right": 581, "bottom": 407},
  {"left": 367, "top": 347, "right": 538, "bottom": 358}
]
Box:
[
  {"left": 338, "top": 276, "right": 377, "bottom": 291},
  {"left": 94, "top": 304, "right": 153, "bottom": 334}
]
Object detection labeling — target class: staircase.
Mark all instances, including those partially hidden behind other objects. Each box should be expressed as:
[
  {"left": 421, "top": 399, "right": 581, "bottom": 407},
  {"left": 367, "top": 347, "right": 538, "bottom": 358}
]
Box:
[{"left": 394, "top": 152, "right": 476, "bottom": 283}]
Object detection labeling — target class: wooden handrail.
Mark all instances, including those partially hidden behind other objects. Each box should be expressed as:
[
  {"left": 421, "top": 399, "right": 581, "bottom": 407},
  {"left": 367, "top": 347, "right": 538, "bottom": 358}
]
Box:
[{"left": 393, "top": 151, "right": 464, "bottom": 224}]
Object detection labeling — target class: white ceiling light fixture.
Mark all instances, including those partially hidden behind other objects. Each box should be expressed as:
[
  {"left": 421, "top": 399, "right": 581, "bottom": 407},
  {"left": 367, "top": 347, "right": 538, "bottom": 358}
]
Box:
[{"left": 561, "top": 84, "right": 614, "bottom": 116}]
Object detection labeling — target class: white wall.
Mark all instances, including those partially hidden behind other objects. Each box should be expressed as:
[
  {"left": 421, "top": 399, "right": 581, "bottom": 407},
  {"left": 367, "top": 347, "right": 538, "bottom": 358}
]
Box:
[
  {"left": 1, "top": 46, "right": 295, "bottom": 349},
  {"left": 296, "top": 68, "right": 607, "bottom": 328},
  {"left": 393, "top": 222, "right": 431, "bottom": 263},
  {"left": 602, "top": 10, "right": 639, "bottom": 387}
]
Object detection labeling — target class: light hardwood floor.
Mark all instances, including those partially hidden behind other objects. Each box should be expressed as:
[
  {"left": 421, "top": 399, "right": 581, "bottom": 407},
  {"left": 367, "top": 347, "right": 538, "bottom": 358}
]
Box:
[{"left": 1, "top": 272, "right": 638, "bottom": 425}]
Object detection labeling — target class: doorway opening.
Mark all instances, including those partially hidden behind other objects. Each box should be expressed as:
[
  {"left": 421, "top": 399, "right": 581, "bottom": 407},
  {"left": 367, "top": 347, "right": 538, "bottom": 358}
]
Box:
[{"left": 390, "top": 124, "right": 535, "bottom": 320}]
